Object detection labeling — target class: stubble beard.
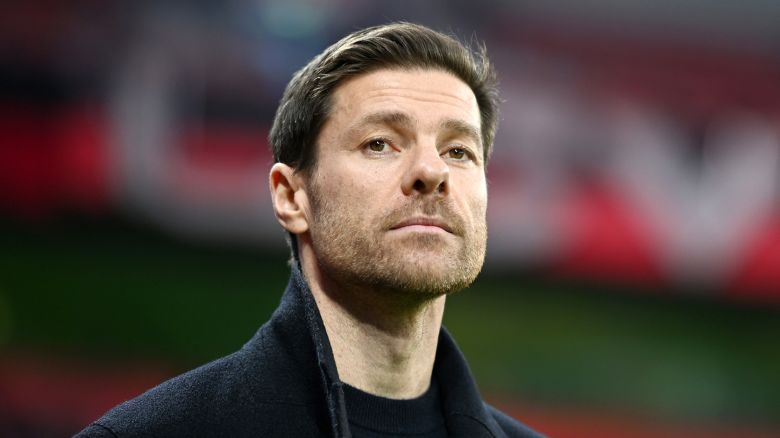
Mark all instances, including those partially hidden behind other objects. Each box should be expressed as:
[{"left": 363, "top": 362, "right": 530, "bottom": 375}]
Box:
[{"left": 306, "top": 182, "right": 487, "bottom": 300}]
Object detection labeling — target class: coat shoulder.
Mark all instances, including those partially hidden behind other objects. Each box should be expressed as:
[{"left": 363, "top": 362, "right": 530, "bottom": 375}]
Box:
[
  {"left": 74, "top": 328, "right": 327, "bottom": 437},
  {"left": 485, "top": 404, "right": 546, "bottom": 438},
  {"left": 76, "top": 349, "right": 252, "bottom": 437},
  {"left": 74, "top": 423, "right": 120, "bottom": 438}
]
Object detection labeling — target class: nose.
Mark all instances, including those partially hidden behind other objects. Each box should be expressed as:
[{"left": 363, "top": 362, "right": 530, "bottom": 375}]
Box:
[{"left": 401, "top": 144, "right": 449, "bottom": 196}]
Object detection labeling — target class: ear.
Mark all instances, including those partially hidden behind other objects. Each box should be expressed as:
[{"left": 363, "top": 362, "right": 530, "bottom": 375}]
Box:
[{"left": 269, "top": 163, "right": 310, "bottom": 235}]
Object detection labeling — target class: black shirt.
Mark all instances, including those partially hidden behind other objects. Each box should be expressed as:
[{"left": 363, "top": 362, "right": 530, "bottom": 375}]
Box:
[{"left": 344, "top": 379, "right": 448, "bottom": 438}]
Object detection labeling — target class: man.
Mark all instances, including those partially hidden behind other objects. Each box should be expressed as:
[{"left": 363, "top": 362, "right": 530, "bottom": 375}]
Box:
[{"left": 77, "top": 22, "right": 542, "bottom": 437}]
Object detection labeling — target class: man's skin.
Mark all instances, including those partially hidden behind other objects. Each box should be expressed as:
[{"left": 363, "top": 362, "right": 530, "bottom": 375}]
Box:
[{"left": 269, "top": 68, "right": 488, "bottom": 400}]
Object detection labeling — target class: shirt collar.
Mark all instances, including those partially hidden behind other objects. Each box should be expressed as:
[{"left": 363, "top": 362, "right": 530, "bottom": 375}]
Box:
[{"left": 270, "top": 262, "right": 504, "bottom": 437}]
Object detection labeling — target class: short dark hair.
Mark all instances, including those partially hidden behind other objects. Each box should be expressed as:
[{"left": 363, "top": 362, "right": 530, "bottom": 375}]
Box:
[{"left": 269, "top": 22, "right": 500, "bottom": 174}]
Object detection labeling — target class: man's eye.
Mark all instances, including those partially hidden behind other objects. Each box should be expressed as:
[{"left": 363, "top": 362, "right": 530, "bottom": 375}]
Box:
[
  {"left": 366, "top": 139, "right": 389, "bottom": 152},
  {"left": 447, "top": 147, "right": 467, "bottom": 160}
]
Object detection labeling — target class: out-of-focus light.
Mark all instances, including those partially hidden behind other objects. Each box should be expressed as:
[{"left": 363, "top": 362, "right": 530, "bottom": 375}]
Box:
[{"left": 259, "top": 0, "right": 328, "bottom": 39}]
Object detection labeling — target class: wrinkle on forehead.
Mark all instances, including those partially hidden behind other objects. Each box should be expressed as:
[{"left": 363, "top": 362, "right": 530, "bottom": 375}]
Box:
[
  {"left": 331, "top": 68, "right": 481, "bottom": 130},
  {"left": 358, "top": 86, "right": 475, "bottom": 109}
]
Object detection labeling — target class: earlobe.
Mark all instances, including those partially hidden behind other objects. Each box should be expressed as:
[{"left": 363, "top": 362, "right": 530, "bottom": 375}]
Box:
[{"left": 269, "top": 163, "right": 310, "bottom": 234}]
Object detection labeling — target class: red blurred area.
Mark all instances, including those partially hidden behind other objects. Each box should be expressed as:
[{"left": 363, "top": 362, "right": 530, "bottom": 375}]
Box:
[
  {"left": 730, "top": 214, "right": 780, "bottom": 296},
  {"left": 502, "top": 400, "right": 779, "bottom": 438},
  {"left": 171, "top": 124, "right": 271, "bottom": 203},
  {"left": 516, "top": 26, "right": 780, "bottom": 116},
  {"left": 0, "top": 353, "right": 173, "bottom": 436},
  {"left": 553, "top": 183, "right": 665, "bottom": 287},
  {"left": 0, "top": 105, "right": 110, "bottom": 219}
]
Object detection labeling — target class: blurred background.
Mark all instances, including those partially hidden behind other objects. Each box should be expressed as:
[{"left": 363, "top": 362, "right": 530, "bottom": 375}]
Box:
[{"left": 1, "top": 1, "right": 779, "bottom": 436}]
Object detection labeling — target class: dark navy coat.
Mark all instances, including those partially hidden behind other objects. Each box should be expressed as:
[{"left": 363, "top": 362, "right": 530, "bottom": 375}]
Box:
[{"left": 76, "top": 264, "right": 543, "bottom": 437}]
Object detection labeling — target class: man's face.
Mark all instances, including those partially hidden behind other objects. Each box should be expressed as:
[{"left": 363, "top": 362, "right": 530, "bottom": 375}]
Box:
[{"left": 304, "top": 68, "right": 488, "bottom": 297}]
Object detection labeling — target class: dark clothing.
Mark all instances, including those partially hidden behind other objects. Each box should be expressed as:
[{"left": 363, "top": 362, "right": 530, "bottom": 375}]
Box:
[
  {"left": 343, "top": 380, "right": 447, "bottom": 438},
  {"left": 76, "top": 264, "right": 543, "bottom": 437}
]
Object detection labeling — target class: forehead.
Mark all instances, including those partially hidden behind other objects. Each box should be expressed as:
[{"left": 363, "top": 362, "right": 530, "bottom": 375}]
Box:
[{"left": 329, "top": 68, "right": 481, "bottom": 129}]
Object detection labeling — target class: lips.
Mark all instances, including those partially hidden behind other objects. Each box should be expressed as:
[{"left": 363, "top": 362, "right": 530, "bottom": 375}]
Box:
[{"left": 390, "top": 217, "right": 454, "bottom": 234}]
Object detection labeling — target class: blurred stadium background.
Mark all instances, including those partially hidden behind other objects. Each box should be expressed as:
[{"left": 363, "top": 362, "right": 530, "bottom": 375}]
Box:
[{"left": 1, "top": 1, "right": 780, "bottom": 436}]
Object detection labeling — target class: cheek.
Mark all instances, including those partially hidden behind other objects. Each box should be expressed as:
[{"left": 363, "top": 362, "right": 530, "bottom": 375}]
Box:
[
  {"left": 312, "top": 167, "right": 375, "bottom": 215},
  {"left": 461, "top": 176, "right": 488, "bottom": 217},
  {"left": 471, "top": 196, "right": 488, "bottom": 226}
]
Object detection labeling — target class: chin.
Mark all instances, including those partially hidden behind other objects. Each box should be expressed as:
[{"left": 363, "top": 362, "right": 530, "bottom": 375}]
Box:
[{"left": 381, "top": 258, "right": 482, "bottom": 297}]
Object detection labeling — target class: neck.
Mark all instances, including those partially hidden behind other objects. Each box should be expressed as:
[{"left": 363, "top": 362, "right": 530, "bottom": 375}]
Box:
[{"left": 299, "top": 244, "right": 445, "bottom": 399}]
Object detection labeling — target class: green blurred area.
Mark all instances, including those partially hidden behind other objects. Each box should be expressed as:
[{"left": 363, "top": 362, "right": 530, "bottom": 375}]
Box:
[{"left": 1, "top": 217, "right": 778, "bottom": 426}]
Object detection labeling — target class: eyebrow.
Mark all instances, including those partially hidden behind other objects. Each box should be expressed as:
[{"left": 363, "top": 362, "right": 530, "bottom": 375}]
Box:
[
  {"left": 440, "top": 118, "right": 482, "bottom": 150},
  {"left": 347, "top": 111, "right": 415, "bottom": 138},
  {"left": 348, "top": 111, "right": 482, "bottom": 149}
]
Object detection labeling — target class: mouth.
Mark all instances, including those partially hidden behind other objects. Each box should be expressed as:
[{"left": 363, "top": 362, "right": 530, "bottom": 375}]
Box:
[{"left": 390, "top": 217, "right": 454, "bottom": 234}]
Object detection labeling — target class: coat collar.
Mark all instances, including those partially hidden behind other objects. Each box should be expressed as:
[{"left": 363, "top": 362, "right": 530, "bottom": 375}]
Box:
[{"left": 267, "top": 262, "right": 505, "bottom": 437}]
